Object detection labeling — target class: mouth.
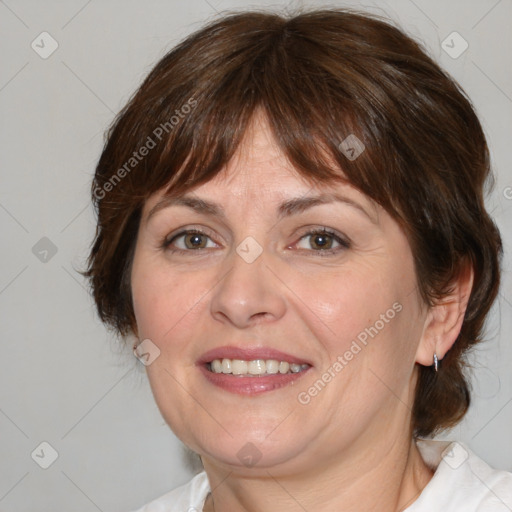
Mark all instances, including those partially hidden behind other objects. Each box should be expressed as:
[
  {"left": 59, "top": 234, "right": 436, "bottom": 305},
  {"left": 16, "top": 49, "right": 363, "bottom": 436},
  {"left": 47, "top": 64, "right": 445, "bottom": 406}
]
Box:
[{"left": 198, "top": 346, "right": 312, "bottom": 395}]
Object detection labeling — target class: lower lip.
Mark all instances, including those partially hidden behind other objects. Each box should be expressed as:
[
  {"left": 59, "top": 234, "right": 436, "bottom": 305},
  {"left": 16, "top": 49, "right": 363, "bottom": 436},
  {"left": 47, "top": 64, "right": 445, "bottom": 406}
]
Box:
[{"left": 199, "top": 365, "right": 310, "bottom": 395}]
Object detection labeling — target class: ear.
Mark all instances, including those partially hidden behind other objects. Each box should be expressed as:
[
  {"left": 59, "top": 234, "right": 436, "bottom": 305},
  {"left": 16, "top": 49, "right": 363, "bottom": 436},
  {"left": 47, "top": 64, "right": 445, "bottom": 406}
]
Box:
[{"left": 415, "top": 261, "right": 474, "bottom": 366}]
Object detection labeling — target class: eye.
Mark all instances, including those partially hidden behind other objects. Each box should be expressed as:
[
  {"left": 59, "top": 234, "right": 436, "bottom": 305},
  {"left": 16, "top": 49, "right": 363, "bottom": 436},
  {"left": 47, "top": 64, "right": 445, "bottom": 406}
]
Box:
[
  {"left": 163, "top": 229, "right": 218, "bottom": 252},
  {"left": 294, "top": 228, "right": 350, "bottom": 255}
]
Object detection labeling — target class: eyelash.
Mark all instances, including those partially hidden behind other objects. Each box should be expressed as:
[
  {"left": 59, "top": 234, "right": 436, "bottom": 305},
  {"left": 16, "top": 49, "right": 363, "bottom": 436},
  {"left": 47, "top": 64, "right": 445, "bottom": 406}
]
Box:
[{"left": 162, "top": 227, "right": 350, "bottom": 256}]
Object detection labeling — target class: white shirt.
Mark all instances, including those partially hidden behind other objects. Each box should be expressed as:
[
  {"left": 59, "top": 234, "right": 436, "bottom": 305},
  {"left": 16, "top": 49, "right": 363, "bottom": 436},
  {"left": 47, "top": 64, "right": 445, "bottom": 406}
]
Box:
[{"left": 131, "top": 439, "right": 512, "bottom": 511}]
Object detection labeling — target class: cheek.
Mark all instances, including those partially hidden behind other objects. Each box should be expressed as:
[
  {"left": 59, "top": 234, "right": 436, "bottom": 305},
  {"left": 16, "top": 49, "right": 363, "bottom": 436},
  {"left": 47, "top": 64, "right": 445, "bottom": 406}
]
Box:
[
  {"left": 131, "top": 252, "right": 219, "bottom": 362},
  {"left": 131, "top": 251, "right": 184, "bottom": 340},
  {"left": 304, "top": 266, "right": 422, "bottom": 408},
  {"left": 293, "top": 258, "right": 422, "bottom": 368},
  {"left": 294, "top": 265, "right": 397, "bottom": 343}
]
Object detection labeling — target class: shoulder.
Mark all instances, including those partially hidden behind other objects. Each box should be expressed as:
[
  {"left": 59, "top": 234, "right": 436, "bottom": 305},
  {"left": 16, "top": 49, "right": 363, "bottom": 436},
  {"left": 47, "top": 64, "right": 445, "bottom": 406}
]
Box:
[
  {"left": 129, "top": 471, "right": 210, "bottom": 512},
  {"left": 409, "top": 439, "right": 512, "bottom": 511}
]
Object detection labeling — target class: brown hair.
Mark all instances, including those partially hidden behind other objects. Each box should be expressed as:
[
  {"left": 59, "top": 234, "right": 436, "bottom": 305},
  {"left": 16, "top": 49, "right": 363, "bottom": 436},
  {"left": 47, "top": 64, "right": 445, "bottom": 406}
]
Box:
[{"left": 85, "top": 9, "right": 502, "bottom": 438}]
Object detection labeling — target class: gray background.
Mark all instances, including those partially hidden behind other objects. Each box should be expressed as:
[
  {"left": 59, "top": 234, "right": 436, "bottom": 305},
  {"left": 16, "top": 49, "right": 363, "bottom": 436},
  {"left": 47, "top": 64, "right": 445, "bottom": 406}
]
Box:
[{"left": 0, "top": 0, "right": 511, "bottom": 510}]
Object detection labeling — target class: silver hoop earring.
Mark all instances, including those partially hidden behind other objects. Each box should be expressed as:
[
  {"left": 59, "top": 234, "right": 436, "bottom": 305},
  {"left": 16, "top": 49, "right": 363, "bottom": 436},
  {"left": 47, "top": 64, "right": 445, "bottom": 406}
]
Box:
[{"left": 433, "top": 353, "right": 439, "bottom": 372}]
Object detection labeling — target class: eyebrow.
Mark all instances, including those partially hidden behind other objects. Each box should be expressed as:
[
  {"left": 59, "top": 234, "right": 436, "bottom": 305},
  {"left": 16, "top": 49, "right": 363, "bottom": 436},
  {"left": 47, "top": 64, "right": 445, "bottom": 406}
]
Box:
[{"left": 146, "top": 192, "right": 378, "bottom": 225}]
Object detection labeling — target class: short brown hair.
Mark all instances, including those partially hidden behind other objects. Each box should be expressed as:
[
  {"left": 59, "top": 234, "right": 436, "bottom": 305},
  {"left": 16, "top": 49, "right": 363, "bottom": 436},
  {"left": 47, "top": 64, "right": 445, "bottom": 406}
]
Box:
[{"left": 85, "top": 9, "right": 502, "bottom": 437}]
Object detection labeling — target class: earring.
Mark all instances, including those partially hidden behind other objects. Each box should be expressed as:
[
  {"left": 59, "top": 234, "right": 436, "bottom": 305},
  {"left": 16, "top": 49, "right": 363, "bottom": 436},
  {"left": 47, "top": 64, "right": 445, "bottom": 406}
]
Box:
[{"left": 433, "top": 353, "right": 439, "bottom": 372}]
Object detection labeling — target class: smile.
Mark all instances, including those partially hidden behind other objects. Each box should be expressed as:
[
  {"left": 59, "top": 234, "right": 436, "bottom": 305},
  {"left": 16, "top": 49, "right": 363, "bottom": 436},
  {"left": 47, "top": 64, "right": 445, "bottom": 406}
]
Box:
[
  {"left": 208, "top": 358, "right": 310, "bottom": 376},
  {"left": 198, "top": 346, "right": 312, "bottom": 394}
]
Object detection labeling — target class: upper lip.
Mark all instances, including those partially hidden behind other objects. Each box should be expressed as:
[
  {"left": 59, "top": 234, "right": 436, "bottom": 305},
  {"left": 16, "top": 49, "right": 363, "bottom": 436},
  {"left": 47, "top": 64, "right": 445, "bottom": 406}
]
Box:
[{"left": 197, "top": 346, "right": 312, "bottom": 366}]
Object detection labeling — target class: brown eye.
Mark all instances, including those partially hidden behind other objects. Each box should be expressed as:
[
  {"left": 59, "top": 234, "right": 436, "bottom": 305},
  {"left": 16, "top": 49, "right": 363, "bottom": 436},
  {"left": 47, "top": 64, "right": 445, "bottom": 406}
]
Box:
[
  {"left": 295, "top": 229, "right": 350, "bottom": 255},
  {"left": 309, "top": 233, "right": 335, "bottom": 250},
  {"left": 183, "top": 232, "right": 208, "bottom": 249},
  {"left": 164, "top": 230, "right": 217, "bottom": 252}
]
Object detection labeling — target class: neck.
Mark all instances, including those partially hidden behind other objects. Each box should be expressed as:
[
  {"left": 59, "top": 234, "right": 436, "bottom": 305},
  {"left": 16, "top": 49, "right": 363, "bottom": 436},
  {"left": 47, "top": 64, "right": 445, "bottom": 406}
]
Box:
[{"left": 202, "top": 433, "right": 434, "bottom": 512}]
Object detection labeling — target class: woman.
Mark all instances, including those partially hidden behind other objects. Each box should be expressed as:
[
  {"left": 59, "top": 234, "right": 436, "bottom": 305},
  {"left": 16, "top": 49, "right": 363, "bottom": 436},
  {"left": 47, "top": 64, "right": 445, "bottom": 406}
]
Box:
[{"left": 86, "top": 8, "right": 512, "bottom": 511}]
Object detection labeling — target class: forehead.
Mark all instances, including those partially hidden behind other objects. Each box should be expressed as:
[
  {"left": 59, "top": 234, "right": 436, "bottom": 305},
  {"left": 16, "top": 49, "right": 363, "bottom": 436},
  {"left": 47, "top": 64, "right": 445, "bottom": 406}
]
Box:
[
  {"left": 147, "top": 113, "right": 340, "bottom": 202},
  {"left": 209, "top": 111, "right": 308, "bottom": 189},
  {"left": 142, "top": 110, "right": 379, "bottom": 225}
]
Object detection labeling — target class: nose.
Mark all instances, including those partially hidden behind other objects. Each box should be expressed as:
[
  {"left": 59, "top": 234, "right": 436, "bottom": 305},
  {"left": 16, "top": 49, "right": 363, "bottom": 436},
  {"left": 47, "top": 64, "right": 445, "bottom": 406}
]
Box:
[{"left": 209, "top": 244, "right": 287, "bottom": 329}]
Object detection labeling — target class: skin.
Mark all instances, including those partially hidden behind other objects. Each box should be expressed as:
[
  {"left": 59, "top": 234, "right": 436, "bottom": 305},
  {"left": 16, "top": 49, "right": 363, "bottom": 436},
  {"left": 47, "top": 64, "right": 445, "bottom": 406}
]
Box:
[{"left": 131, "top": 111, "right": 473, "bottom": 511}]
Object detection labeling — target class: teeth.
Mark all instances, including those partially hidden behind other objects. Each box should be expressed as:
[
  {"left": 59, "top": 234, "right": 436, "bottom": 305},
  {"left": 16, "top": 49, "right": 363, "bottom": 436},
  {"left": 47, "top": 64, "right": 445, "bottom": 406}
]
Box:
[
  {"left": 266, "top": 360, "right": 279, "bottom": 374},
  {"left": 279, "top": 361, "right": 290, "bottom": 374},
  {"left": 221, "top": 359, "right": 232, "bottom": 374},
  {"left": 290, "top": 363, "right": 302, "bottom": 373},
  {"left": 211, "top": 359, "right": 223, "bottom": 373},
  {"left": 209, "top": 358, "right": 309, "bottom": 376},
  {"left": 248, "top": 359, "right": 266, "bottom": 375},
  {"left": 231, "top": 359, "right": 248, "bottom": 375}
]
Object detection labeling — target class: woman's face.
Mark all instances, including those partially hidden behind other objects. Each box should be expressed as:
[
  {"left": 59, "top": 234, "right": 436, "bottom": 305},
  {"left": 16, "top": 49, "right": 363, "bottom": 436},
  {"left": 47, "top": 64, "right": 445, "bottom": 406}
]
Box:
[{"left": 131, "top": 114, "right": 430, "bottom": 474}]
